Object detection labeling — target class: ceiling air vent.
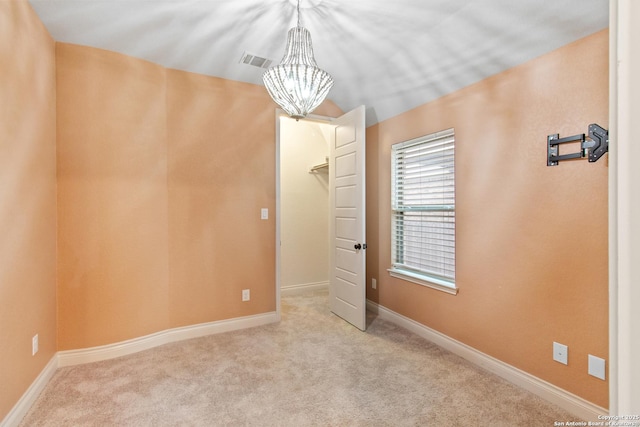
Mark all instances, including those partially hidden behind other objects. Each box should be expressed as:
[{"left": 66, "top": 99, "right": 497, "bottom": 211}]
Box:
[{"left": 239, "top": 52, "right": 273, "bottom": 69}]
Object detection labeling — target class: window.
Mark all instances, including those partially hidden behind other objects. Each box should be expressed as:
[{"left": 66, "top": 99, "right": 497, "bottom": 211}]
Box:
[{"left": 389, "top": 128, "right": 457, "bottom": 294}]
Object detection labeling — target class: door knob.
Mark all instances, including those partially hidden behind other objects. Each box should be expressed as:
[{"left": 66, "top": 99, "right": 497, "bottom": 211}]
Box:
[{"left": 354, "top": 243, "right": 362, "bottom": 250}]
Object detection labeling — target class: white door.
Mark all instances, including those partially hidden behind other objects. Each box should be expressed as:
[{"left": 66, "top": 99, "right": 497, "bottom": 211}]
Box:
[{"left": 329, "top": 105, "right": 366, "bottom": 331}]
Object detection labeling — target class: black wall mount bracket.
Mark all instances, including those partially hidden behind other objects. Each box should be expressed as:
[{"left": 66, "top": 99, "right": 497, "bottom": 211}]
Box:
[{"left": 547, "top": 124, "right": 609, "bottom": 166}]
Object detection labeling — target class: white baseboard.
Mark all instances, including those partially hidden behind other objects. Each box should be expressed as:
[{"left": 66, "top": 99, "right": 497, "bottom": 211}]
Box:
[
  {"left": 281, "top": 281, "right": 328, "bottom": 296},
  {"left": 2, "top": 311, "right": 278, "bottom": 425},
  {"left": 1, "top": 355, "right": 58, "bottom": 427},
  {"left": 57, "top": 311, "right": 278, "bottom": 367},
  {"left": 366, "top": 299, "right": 608, "bottom": 421},
  {"left": 6, "top": 303, "right": 605, "bottom": 424}
]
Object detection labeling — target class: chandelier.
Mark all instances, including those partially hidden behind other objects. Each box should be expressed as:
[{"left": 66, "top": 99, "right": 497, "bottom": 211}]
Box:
[{"left": 263, "top": 0, "right": 334, "bottom": 120}]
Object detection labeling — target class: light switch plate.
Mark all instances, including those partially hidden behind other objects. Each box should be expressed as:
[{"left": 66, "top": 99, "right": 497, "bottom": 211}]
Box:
[
  {"left": 588, "top": 355, "right": 606, "bottom": 380},
  {"left": 260, "top": 208, "right": 268, "bottom": 220},
  {"left": 32, "top": 334, "right": 38, "bottom": 356},
  {"left": 553, "top": 342, "right": 568, "bottom": 365}
]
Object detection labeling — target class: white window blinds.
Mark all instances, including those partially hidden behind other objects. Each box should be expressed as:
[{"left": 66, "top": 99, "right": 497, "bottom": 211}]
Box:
[{"left": 391, "top": 128, "right": 455, "bottom": 284}]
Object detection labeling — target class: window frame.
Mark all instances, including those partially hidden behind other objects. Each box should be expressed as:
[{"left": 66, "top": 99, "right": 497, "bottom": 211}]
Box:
[{"left": 388, "top": 128, "right": 458, "bottom": 295}]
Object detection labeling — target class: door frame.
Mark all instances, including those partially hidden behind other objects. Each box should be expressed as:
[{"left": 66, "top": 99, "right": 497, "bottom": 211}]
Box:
[{"left": 609, "top": 0, "right": 640, "bottom": 414}]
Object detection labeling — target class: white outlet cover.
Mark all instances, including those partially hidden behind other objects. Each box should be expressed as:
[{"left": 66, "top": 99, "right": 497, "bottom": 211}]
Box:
[
  {"left": 553, "top": 342, "right": 568, "bottom": 365},
  {"left": 242, "top": 289, "right": 250, "bottom": 301},
  {"left": 372, "top": 278, "right": 377, "bottom": 289},
  {"left": 260, "top": 208, "right": 268, "bottom": 220},
  {"left": 32, "top": 334, "right": 38, "bottom": 356},
  {"left": 588, "top": 355, "right": 606, "bottom": 380}
]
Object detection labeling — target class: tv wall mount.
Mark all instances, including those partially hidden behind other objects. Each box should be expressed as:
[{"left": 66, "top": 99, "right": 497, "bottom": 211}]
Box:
[{"left": 547, "top": 124, "right": 608, "bottom": 166}]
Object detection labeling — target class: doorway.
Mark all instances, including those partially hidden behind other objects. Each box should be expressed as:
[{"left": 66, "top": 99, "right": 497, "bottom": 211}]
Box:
[{"left": 276, "top": 113, "right": 334, "bottom": 317}]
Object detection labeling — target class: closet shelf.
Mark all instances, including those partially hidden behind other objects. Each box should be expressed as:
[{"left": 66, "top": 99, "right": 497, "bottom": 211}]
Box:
[
  {"left": 309, "top": 157, "right": 329, "bottom": 173},
  {"left": 309, "top": 162, "right": 328, "bottom": 173}
]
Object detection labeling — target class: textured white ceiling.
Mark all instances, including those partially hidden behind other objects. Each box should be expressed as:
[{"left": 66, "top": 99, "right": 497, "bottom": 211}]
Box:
[{"left": 28, "top": 0, "right": 609, "bottom": 126}]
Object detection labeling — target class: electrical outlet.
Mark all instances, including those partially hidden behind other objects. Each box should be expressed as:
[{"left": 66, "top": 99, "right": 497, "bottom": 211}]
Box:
[
  {"left": 260, "top": 208, "right": 268, "bottom": 220},
  {"left": 242, "top": 289, "right": 250, "bottom": 302},
  {"left": 588, "top": 355, "right": 606, "bottom": 380},
  {"left": 372, "top": 278, "right": 377, "bottom": 289},
  {"left": 32, "top": 334, "right": 38, "bottom": 356},
  {"left": 553, "top": 342, "right": 568, "bottom": 365}
]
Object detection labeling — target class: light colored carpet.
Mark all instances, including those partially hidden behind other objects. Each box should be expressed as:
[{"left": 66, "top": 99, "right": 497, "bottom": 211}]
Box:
[{"left": 20, "top": 290, "right": 577, "bottom": 426}]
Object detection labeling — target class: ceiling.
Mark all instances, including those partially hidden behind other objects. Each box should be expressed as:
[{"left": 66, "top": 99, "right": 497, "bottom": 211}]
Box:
[{"left": 28, "top": 0, "right": 609, "bottom": 126}]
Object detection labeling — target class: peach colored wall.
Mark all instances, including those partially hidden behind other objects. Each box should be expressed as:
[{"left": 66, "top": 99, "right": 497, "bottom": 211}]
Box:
[
  {"left": 0, "top": 0, "right": 57, "bottom": 421},
  {"left": 55, "top": 44, "right": 278, "bottom": 347},
  {"left": 366, "top": 30, "right": 609, "bottom": 408},
  {"left": 166, "top": 70, "right": 277, "bottom": 326},
  {"left": 56, "top": 43, "right": 170, "bottom": 350}
]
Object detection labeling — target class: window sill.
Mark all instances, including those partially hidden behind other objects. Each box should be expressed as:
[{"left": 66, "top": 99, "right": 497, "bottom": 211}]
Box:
[{"left": 387, "top": 268, "right": 458, "bottom": 295}]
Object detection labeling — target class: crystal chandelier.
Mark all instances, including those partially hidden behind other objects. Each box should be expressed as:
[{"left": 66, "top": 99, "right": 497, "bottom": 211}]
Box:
[{"left": 263, "top": 0, "right": 334, "bottom": 120}]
